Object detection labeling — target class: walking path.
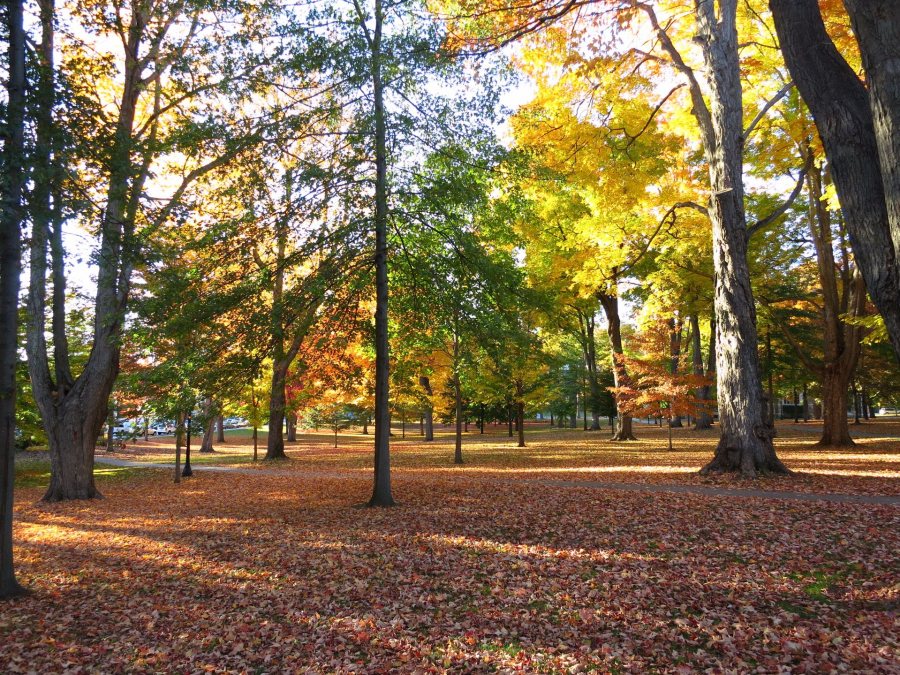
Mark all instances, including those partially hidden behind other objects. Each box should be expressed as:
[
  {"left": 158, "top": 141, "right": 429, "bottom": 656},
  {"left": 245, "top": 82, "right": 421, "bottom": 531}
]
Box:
[{"left": 95, "top": 456, "right": 900, "bottom": 507}]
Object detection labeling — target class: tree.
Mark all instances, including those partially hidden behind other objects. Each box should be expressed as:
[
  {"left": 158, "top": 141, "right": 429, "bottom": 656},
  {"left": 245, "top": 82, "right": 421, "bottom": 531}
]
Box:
[
  {"left": 769, "top": 0, "right": 900, "bottom": 363},
  {"left": 0, "top": 0, "right": 27, "bottom": 598},
  {"left": 26, "top": 0, "right": 274, "bottom": 500}
]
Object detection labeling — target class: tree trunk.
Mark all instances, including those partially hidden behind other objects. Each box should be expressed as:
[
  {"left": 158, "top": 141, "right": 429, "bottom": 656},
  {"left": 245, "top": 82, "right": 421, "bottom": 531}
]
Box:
[
  {"left": 507, "top": 403, "right": 514, "bottom": 437},
  {"left": 802, "top": 382, "right": 809, "bottom": 421},
  {"left": 419, "top": 376, "right": 435, "bottom": 441},
  {"left": 770, "top": 0, "right": 900, "bottom": 363},
  {"left": 252, "top": 426, "right": 258, "bottom": 462},
  {"left": 454, "top": 376, "right": 463, "bottom": 464},
  {"left": 669, "top": 317, "right": 683, "bottom": 427},
  {"left": 286, "top": 412, "right": 297, "bottom": 442},
  {"left": 216, "top": 414, "right": 225, "bottom": 443},
  {"left": 0, "top": 0, "right": 26, "bottom": 597},
  {"left": 199, "top": 398, "right": 215, "bottom": 453},
  {"left": 174, "top": 412, "right": 184, "bottom": 484},
  {"left": 852, "top": 381, "right": 861, "bottom": 426},
  {"left": 679, "top": 1, "right": 786, "bottom": 476},
  {"left": 844, "top": 0, "right": 900, "bottom": 267},
  {"left": 366, "top": 0, "right": 393, "bottom": 506},
  {"left": 516, "top": 399, "right": 525, "bottom": 448},
  {"left": 576, "top": 309, "right": 602, "bottom": 430},
  {"left": 598, "top": 288, "right": 636, "bottom": 441},
  {"left": 691, "top": 313, "right": 713, "bottom": 430},
  {"left": 265, "top": 363, "right": 288, "bottom": 460}
]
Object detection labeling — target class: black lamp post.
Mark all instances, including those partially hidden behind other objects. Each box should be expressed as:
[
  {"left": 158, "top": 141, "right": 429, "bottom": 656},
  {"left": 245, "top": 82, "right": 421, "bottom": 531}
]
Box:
[{"left": 182, "top": 414, "right": 193, "bottom": 477}]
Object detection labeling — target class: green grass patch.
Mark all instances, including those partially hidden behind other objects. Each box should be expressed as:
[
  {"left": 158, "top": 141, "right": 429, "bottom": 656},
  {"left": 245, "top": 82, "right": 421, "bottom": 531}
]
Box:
[{"left": 15, "top": 457, "right": 160, "bottom": 490}]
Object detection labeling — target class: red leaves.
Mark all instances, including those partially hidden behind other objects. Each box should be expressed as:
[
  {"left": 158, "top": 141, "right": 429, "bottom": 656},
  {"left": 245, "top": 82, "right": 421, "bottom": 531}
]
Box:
[{"left": 5, "top": 426, "right": 899, "bottom": 672}]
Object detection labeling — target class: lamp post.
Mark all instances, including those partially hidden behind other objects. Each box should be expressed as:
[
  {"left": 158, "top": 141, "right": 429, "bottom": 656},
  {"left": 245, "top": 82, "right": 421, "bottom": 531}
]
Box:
[{"left": 182, "top": 414, "right": 193, "bottom": 477}]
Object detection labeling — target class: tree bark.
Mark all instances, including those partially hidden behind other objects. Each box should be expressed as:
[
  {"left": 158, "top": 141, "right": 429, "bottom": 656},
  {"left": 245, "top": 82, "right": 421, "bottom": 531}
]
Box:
[
  {"left": 690, "top": 313, "right": 713, "bottom": 430},
  {"left": 669, "top": 317, "right": 683, "bottom": 427},
  {"left": 199, "top": 398, "right": 215, "bottom": 453},
  {"left": 453, "top": 375, "right": 463, "bottom": 464},
  {"left": 216, "top": 414, "right": 225, "bottom": 443},
  {"left": 844, "top": 0, "right": 900, "bottom": 265},
  {"left": 419, "top": 376, "right": 434, "bottom": 441},
  {"left": 770, "top": 0, "right": 900, "bottom": 363},
  {"left": 678, "top": 1, "right": 786, "bottom": 476},
  {"left": 515, "top": 380, "right": 526, "bottom": 448},
  {"left": 363, "top": 0, "right": 394, "bottom": 506},
  {"left": 286, "top": 412, "right": 297, "bottom": 442},
  {"left": 265, "top": 364, "right": 289, "bottom": 460},
  {"left": 0, "top": 0, "right": 27, "bottom": 598},
  {"left": 598, "top": 288, "right": 636, "bottom": 441}
]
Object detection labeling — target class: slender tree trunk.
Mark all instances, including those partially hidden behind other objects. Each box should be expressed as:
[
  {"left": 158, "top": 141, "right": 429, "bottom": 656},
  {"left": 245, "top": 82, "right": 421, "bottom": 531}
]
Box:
[
  {"left": 286, "top": 412, "right": 297, "bottom": 442},
  {"left": 216, "top": 414, "right": 225, "bottom": 443},
  {"left": 454, "top": 376, "right": 463, "bottom": 464},
  {"left": 516, "top": 381, "right": 526, "bottom": 448},
  {"left": 366, "top": 0, "right": 393, "bottom": 505},
  {"left": 507, "top": 402, "right": 514, "bottom": 437},
  {"left": 174, "top": 412, "right": 184, "bottom": 484},
  {"left": 690, "top": 313, "right": 713, "bottom": 430},
  {"left": 669, "top": 317, "right": 684, "bottom": 427},
  {"left": 252, "top": 426, "right": 258, "bottom": 462},
  {"left": 0, "top": 0, "right": 26, "bottom": 597},
  {"left": 420, "top": 376, "right": 434, "bottom": 441},
  {"left": 598, "top": 288, "right": 636, "bottom": 441},
  {"left": 802, "top": 382, "right": 809, "bottom": 421},
  {"left": 793, "top": 387, "right": 800, "bottom": 423},
  {"left": 852, "top": 381, "right": 861, "bottom": 426},
  {"left": 770, "top": 0, "right": 900, "bottom": 363}
]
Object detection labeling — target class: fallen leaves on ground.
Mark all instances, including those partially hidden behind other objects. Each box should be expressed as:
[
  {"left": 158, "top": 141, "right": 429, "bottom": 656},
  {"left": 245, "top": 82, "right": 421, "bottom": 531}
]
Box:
[{"left": 3, "top": 431, "right": 899, "bottom": 673}]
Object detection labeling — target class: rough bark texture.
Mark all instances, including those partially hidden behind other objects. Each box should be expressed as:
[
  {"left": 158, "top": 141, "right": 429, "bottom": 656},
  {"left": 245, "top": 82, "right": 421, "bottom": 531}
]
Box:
[
  {"left": 265, "top": 365, "right": 288, "bottom": 460},
  {"left": 1, "top": 0, "right": 27, "bottom": 598},
  {"left": 216, "top": 415, "right": 225, "bottom": 443},
  {"left": 682, "top": 0, "right": 786, "bottom": 476},
  {"left": 844, "top": 0, "right": 900, "bottom": 264},
  {"left": 598, "top": 290, "right": 636, "bottom": 441},
  {"left": 770, "top": 0, "right": 900, "bottom": 363}
]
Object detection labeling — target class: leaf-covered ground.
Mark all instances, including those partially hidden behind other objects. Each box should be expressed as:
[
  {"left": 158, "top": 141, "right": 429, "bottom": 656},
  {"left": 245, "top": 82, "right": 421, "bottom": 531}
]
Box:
[{"left": 4, "top": 423, "right": 899, "bottom": 673}]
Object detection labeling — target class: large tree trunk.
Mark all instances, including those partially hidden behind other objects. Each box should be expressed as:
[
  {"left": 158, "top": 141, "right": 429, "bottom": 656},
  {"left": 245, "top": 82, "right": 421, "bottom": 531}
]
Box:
[
  {"left": 419, "top": 375, "right": 434, "bottom": 441},
  {"left": 216, "top": 414, "right": 225, "bottom": 443},
  {"left": 366, "top": 0, "right": 394, "bottom": 506},
  {"left": 0, "top": 0, "right": 27, "bottom": 598},
  {"left": 844, "top": 0, "right": 900, "bottom": 264},
  {"left": 265, "top": 363, "right": 288, "bottom": 460},
  {"left": 598, "top": 288, "right": 636, "bottom": 441},
  {"left": 770, "top": 0, "right": 900, "bottom": 363},
  {"left": 683, "top": 1, "right": 786, "bottom": 476}
]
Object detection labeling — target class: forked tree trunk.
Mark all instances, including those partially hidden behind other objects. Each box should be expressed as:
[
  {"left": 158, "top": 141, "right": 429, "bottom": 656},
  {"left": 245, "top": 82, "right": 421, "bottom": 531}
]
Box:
[
  {"left": 843, "top": 0, "right": 900, "bottom": 266},
  {"left": 680, "top": 1, "right": 786, "bottom": 476},
  {"left": 770, "top": 0, "right": 900, "bottom": 363},
  {"left": 576, "top": 309, "right": 603, "bottom": 429},
  {"left": 598, "top": 289, "right": 636, "bottom": 441},
  {"left": 0, "top": 0, "right": 26, "bottom": 598}
]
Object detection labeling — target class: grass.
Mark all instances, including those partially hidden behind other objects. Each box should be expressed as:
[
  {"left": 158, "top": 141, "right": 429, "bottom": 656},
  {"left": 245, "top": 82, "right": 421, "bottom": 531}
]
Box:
[{"left": 14, "top": 453, "right": 162, "bottom": 490}]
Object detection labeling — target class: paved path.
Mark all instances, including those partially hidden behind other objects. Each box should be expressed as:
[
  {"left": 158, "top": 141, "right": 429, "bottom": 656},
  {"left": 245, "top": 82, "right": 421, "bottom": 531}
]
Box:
[
  {"left": 538, "top": 479, "right": 900, "bottom": 506},
  {"left": 781, "top": 424, "right": 900, "bottom": 440},
  {"left": 95, "top": 456, "right": 900, "bottom": 507}
]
